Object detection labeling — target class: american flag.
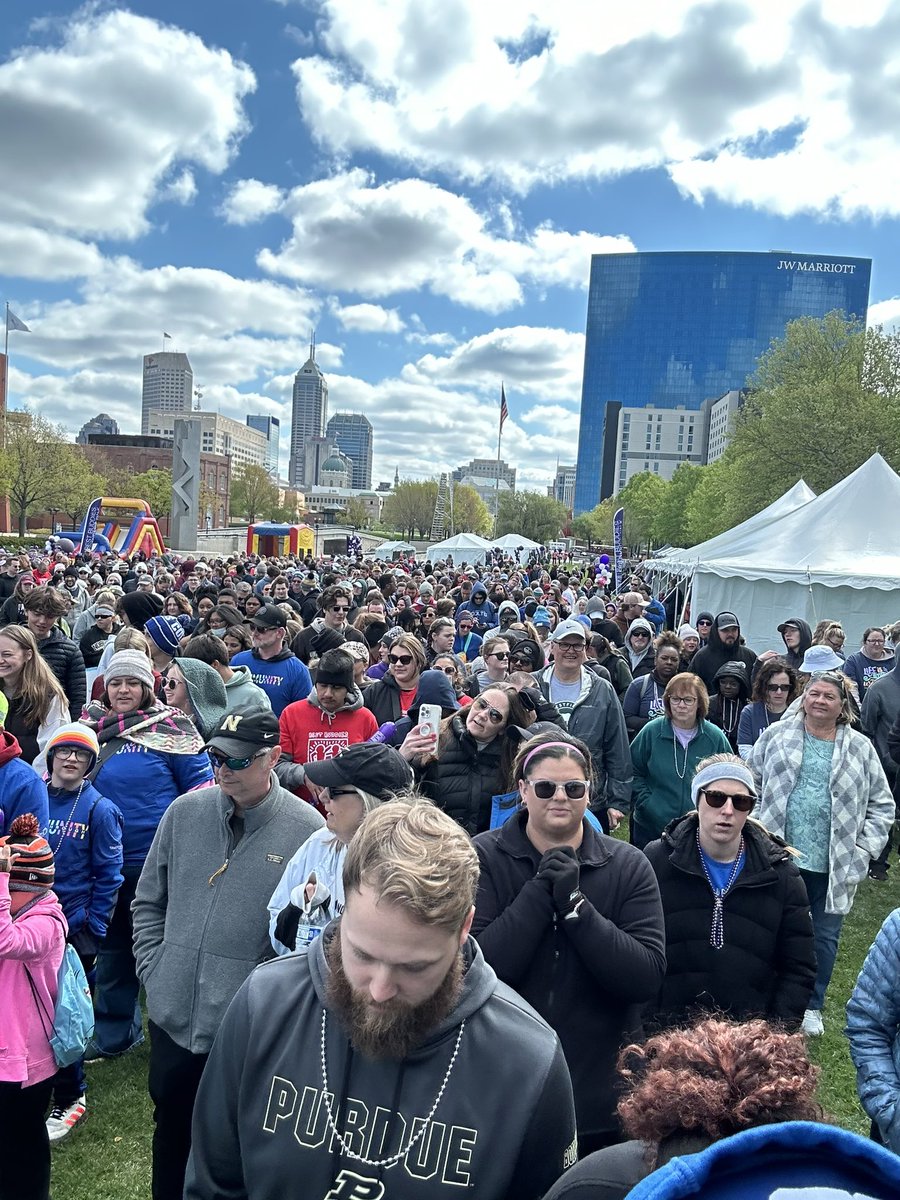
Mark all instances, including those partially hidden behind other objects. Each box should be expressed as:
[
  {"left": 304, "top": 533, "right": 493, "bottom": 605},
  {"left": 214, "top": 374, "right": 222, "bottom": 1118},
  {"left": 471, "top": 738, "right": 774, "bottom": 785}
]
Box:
[{"left": 500, "top": 383, "right": 509, "bottom": 432}]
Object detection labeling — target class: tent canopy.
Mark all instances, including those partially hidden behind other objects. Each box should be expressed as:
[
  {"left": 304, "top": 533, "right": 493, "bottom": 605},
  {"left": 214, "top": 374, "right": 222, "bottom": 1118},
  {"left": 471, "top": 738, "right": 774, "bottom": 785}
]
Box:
[
  {"left": 490, "top": 533, "right": 542, "bottom": 550},
  {"left": 427, "top": 532, "right": 493, "bottom": 564},
  {"left": 372, "top": 540, "right": 416, "bottom": 557},
  {"left": 687, "top": 455, "right": 900, "bottom": 650},
  {"left": 651, "top": 480, "right": 816, "bottom": 576}
]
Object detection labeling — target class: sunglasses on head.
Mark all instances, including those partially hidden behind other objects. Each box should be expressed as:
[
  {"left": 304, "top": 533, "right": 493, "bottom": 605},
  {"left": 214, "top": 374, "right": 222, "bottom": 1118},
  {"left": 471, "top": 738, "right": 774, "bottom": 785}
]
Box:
[
  {"left": 701, "top": 788, "right": 755, "bottom": 812},
  {"left": 528, "top": 779, "right": 589, "bottom": 800},
  {"left": 389, "top": 653, "right": 414, "bottom": 666},
  {"left": 209, "top": 749, "right": 267, "bottom": 771}
]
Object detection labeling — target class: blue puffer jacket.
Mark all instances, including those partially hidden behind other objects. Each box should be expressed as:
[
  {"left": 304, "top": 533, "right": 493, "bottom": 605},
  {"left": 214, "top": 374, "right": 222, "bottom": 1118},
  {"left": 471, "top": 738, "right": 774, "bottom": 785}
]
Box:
[{"left": 846, "top": 907, "right": 900, "bottom": 1151}]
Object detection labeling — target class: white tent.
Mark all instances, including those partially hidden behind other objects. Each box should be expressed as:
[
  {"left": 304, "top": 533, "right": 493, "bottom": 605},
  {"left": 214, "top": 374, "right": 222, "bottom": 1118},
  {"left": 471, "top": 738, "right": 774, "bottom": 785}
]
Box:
[
  {"left": 651, "top": 480, "right": 817, "bottom": 576},
  {"left": 490, "top": 533, "right": 543, "bottom": 560},
  {"left": 686, "top": 455, "right": 900, "bottom": 650},
  {"left": 371, "top": 540, "right": 416, "bottom": 559},
  {"left": 426, "top": 532, "right": 494, "bottom": 565}
]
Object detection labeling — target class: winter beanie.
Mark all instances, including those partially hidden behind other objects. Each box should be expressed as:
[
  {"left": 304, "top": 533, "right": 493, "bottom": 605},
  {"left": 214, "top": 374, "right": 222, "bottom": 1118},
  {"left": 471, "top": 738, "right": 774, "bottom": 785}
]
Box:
[
  {"left": 46, "top": 722, "right": 100, "bottom": 771},
  {"left": 144, "top": 615, "right": 186, "bottom": 656},
  {"left": 105, "top": 649, "right": 155, "bottom": 691},
  {"left": 1, "top": 813, "right": 54, "bottom": 893},
  {"left": 118, "top": 590, "right": 164, "bottom": 631}
]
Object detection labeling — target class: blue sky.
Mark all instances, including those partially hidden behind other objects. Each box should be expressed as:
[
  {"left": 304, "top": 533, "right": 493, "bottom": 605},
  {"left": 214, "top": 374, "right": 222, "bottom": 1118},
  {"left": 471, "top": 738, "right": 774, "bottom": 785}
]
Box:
[{"left": 3, "top": 0, "right": 900, "bottom": 490}]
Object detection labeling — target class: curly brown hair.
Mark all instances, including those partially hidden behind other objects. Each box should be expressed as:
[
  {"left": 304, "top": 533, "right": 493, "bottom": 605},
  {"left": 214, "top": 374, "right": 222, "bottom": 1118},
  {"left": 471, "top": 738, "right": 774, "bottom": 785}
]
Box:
[
  {"left": 617, "top": 1018, "right": 821, "bottom": 1159},
  {"left": 751, "top": 657, "right": 800, "bottom": 704}
]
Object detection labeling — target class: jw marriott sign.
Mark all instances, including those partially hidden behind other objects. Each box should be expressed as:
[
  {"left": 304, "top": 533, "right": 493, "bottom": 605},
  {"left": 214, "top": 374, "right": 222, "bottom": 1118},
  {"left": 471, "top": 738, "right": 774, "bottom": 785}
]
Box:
[{"left": 777, "top": 260, "right": 857, "bottom": 274}]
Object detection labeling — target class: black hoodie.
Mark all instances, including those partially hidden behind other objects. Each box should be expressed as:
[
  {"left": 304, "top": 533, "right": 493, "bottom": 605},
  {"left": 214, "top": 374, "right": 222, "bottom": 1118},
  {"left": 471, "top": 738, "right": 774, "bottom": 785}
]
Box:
[
  {"left": 706, "top": 660, "right": 751, "bottom": 752},
  {"left": 690, "top": 616, "right": 757, "bottom": 696},
  {"left": 184, "top": 931, "right": 576, "bottom": 1200},
  {"left": 777, "top": 617, "right": 813, "bottom": 671}
]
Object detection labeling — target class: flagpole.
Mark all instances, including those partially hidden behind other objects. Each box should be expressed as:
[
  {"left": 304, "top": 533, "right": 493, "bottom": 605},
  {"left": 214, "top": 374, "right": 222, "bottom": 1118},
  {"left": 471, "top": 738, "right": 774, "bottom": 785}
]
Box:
[{"left": 494, "top": 383, "right": 504, "bottom": 537}]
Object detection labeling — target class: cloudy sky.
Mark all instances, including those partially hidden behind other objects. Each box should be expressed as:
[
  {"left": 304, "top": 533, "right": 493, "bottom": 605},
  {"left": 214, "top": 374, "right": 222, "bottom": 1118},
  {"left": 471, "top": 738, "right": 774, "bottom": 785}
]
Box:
[{"left": 3, "top": 1, "right": 900, "bottom": 490}]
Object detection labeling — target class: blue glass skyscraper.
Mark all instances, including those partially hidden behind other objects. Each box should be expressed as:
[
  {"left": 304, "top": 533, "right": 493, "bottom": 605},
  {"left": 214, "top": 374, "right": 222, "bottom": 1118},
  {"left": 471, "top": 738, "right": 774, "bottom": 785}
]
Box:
[{"left": 574, "top": 251, "right": 871, "bottom": 512}]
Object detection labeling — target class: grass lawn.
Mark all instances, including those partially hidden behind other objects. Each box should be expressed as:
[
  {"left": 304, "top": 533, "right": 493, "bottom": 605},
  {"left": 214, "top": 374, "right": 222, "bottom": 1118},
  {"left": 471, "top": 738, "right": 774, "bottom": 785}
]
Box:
[{"left": 51, "top": 866, "right": 900, "bottom": 1198}]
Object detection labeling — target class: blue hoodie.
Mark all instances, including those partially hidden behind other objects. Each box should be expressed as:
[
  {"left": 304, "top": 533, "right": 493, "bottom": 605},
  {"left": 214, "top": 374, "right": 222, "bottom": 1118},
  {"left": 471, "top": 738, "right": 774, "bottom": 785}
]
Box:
[
  {"left": 0, "top": 730, "right": 49, "bottom": 836},
  {"left": 46, "top": 778, "right": 124, "bottom": 939},
  {"left": 625, "top": 1121, "right": 900, "bottom": 1200},
  {"left": 455, "top": 586, "right": 497, "bottom": 634}
]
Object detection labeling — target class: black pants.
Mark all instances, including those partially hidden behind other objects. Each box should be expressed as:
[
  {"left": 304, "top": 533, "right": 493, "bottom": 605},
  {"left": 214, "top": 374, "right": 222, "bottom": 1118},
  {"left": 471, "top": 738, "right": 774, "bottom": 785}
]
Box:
[
  {"left": 0, "top": 1077, "right": 54, "bottom": 1200},
  {"left": 148, "top": 1021, "right": 208, "bottom": 1200}
]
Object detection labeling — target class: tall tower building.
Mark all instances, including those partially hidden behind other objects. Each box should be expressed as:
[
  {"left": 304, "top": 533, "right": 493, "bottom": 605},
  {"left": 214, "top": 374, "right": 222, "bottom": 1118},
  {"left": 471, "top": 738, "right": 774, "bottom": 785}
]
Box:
[
  {"left": 288, "top": 337, "right": 328, "bottom": 489},
  {"left": 574, "top": 250, "right": 871, "bottom": 511},
  {"left": 246, "top": 414, "right": 281, "bottom": 476},
  {"left": 141, "top": 351, "right": 193, "bottom": 435},
  {"left": 325, "top": 412, "right": 373, "bottom": 490}
]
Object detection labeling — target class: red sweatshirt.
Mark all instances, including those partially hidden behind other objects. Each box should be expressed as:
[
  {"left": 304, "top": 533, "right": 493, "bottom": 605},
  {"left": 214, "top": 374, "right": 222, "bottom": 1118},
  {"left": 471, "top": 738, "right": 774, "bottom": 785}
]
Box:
[{"left": 278, "top": 689, "right": 377, "bottom": 804}]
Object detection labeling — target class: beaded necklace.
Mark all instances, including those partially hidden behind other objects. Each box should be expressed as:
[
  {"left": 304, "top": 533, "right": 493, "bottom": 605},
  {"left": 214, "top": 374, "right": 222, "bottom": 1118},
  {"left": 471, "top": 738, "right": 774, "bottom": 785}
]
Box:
[
  {"left": 320, "top": 1009, "right": 465, "bottom": 1169},
  {"left": 697, "top": 827, "right": 745, "bottom": 949}
]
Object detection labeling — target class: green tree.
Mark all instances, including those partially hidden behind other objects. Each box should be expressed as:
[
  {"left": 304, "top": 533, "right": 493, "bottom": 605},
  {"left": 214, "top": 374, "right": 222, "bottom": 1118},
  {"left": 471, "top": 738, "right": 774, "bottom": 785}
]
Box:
[
  {"left": 614, "top": 472, "right": 668, "bottom": 552},
  {"left": 496, "top": 491, "right": 567, "bottom": 543},
  {"left": 0, "top": 410, "right": 72, "bottom": 536},
  {"left": 382, "top": 481, "right": 437, "bottom": 538},
  {"left": 230, "top": 464, "right": 278, "bottom": 523},
  {"left": 452, "top": 484, "right": 492, "bottom": 536},
  {"left": 724, "top": 310, "right": 900, "bottom": 523},
  {"left": 571, "top": 498, "right": 617, "bottom": 549},
  {"left": 131, "top": 468, "right": 174, "bottom": 518},
  {"left": 652, "top": 462, "right": 704, "bottom": 547},
  {"left": 343, "top": 497, "right": 370, "bottom": 529},
  {"left": 49, "top": 448, "right": 107, "bottom": 526}
]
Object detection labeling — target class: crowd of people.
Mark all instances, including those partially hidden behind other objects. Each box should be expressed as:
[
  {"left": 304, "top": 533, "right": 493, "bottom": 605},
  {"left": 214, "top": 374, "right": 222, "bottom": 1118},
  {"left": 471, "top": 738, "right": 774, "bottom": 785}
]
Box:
[{"left": 1, "top": 542, "right": 900, "bottom": 1199}]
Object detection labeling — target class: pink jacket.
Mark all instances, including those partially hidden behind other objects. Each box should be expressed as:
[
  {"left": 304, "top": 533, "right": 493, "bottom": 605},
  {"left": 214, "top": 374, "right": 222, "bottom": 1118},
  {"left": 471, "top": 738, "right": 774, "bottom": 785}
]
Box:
[{"left": 0, "top": 874, "right": 67, "bottom": 1085}]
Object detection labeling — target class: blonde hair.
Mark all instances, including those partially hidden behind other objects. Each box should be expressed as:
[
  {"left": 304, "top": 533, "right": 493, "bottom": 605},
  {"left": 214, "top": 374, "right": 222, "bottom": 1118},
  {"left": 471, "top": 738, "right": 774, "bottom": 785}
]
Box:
[
  {"left": 344, "top": 795, "right": 478, "bottom": 932},
  {"left": 390, "top": 632, "right": 426, "bottom": 672},
  {"left": 0, "top": 625, "right": 68, "bottom": 726},
  {"left": 114, "top": 628, "right": 151, "bottom": 657}
]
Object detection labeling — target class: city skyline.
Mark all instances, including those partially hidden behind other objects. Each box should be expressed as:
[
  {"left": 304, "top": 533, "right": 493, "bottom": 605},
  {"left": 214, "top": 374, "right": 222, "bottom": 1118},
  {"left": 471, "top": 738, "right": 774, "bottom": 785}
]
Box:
[{"left": 4, "top": 4, "right": 900, "bottom": 492}]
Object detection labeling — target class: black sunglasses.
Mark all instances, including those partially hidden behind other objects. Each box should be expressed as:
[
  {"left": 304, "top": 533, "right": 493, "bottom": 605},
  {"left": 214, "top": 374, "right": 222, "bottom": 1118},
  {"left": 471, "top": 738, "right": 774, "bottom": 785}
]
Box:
[
  {"left": 209, "top": 749, "right": 268, "bottom": 771},
  {"left": 701, "top": 789, "right": 755, "bottom": 813},
  {"left": 766, "top": 683, "right": 790, "bottom": 692},
  {"left": 389, "top": 653, "right": 414, "bottom": 666}
]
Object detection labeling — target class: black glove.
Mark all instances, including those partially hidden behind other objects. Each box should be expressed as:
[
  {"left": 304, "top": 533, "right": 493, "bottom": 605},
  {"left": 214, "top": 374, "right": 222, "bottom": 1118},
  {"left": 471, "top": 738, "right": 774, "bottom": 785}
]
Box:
[
  {"left": 536, "top": 847, "right": 581, "bottom": 914},
  {"left": 70, "top": 926, "right": 100, "bottom": 959},
  {"left": 274, "top": 903, "right": 302, "bottom": 952}
]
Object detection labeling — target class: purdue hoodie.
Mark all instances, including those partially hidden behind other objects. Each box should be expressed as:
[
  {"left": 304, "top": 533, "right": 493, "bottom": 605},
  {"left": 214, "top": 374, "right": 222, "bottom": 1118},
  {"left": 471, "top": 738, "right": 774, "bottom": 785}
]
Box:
[{"left": 184, "top": 931, "right": 576, "bottom": 1200}]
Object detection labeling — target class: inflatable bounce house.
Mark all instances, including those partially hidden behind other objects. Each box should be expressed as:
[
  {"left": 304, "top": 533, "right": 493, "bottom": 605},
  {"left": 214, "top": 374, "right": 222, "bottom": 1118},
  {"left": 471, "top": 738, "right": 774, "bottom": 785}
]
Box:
[
  {"left": 64, "top": 497, "right": 167, "bottom": 557},
  {"left": 246, "top": 522, "right": 314, "bottom": 557}
]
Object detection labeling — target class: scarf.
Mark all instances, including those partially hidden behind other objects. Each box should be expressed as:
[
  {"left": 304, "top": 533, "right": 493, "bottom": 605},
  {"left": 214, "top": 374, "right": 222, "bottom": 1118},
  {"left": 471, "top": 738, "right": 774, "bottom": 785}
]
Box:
[{"left": 90, "top": 704, "right": 205, "bottom": 776}]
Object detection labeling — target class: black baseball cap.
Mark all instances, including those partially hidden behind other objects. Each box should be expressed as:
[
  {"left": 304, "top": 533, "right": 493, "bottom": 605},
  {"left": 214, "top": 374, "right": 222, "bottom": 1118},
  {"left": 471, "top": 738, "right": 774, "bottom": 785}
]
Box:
[
  {"left": 303, "top": 742, "right": 413, "bottom": 800},
  {"left": 205, "top": 709, "right": 281, "bottom": 757},
  {"left": 716, "top": 612, "right": 740, "bottom": 630},
  {"left": 250, "top": 603, "right": 288, "bottom": 630}
]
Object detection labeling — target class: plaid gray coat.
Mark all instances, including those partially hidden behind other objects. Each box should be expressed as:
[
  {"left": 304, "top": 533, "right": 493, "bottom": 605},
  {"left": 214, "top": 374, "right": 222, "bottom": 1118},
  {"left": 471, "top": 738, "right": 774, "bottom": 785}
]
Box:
[{"left": 748, "top": 712, "right": 893, "bottom": 914}]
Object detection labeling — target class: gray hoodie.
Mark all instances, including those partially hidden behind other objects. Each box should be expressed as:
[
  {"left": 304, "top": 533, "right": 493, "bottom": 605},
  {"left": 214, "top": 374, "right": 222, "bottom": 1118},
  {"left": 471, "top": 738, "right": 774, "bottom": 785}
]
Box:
[{"left": 223, "top": 663, "right": 272, "bottom": 714}]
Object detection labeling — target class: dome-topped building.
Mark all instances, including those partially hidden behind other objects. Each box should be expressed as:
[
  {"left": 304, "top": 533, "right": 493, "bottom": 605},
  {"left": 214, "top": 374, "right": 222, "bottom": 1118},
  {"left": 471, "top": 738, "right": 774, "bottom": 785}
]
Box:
[{"left": 319, "top": 451, "right": 353, "bottom": 488}]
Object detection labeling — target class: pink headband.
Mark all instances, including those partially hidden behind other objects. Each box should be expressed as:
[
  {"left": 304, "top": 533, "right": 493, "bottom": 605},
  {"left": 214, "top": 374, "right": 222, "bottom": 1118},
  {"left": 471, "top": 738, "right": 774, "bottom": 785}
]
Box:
[{"left": 522, "top": 741, "right": 587, "bottom": 773}]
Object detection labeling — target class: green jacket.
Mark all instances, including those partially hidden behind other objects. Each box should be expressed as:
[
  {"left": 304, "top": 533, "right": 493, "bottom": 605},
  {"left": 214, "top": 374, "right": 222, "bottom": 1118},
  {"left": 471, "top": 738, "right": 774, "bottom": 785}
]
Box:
[{"left": 630, "top": 717, "right": 730, "bottom": 840}]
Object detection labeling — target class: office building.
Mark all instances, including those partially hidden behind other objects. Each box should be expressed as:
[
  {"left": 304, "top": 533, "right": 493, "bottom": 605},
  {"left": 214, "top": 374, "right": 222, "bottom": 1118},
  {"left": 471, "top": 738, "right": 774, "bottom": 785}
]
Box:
[
  {"left": 701, "top": 389, "right": 746, "bottom": 464},
  {"left": 246, "top": 414, "right": 280, "bottom": 476},
  {"left": 612, "top": 407, "right": 705, "bottom": 491},
  {"left": 288, "top": 339, "right": 328, "bottom": 488},
  {"left": 303, "top": 436, "right": 339, "bottom": 490},
  {"left": 141, "top": 351, "right": 193, "bottom": 435},
  {"left": 146, "top": 411, "right": 267, "bottom": 472},
  {"left": 325, "top": 412, "right": 373, "bottom": 489},
  {"left": 574, "top": 251, "right": 872, "bottom": 511},
  {"left": 550, "top": 465, "right": 577, "bottom": 509},
  {"left": 76, "top": 413, "right": 120, "bottom": 444}
]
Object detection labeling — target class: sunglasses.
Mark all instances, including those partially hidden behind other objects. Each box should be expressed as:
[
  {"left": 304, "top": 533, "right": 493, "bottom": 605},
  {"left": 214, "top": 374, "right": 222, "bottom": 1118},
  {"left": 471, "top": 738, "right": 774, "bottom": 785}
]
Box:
[
  {"left": 528, "top": 779, "right": 589, "bottom": 800},
  {"left": 209, "top": 749, "right": 268, "bottom": 771},
  {"left": 697, "top": 620, "right": 712, "bottom": 627},
  {"left": 435, "top": 666, "right": 456, "bottom": 675},
  {"left": 630, "top": 631, "right": 651, "bottom": 639},
  {"left": 162, "top": 677, "right": 181, "bottom": 690},
  {"left": 473, "top": 697, "right": 505, "bottom": 724},
  {"left": 766, "top": 683, "right": 790, "bottom": 692},
  {"left": 701, "top": 788, "right": 756, "bottom": 813},
  {"left": 510, "top": 655, "right": 533, "bottom": 667},
  {"left": 487, "top": 651, "right": 509, "bottom": 660},
  {"left": 389, "top": 654, "right": 414, "bottom": 666},
  {"left": 331, "top": 605, "right": 350, "bottom": 613}
]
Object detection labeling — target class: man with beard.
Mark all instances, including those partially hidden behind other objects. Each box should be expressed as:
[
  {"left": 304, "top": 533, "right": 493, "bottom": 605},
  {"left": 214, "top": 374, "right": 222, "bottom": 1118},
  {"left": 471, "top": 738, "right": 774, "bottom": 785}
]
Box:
[
  {"left": 689, "top": 611, "right": 757, "bottom": 696},
  {"left": 186, "top": 799, "right": 577, "bottom": 1200}
]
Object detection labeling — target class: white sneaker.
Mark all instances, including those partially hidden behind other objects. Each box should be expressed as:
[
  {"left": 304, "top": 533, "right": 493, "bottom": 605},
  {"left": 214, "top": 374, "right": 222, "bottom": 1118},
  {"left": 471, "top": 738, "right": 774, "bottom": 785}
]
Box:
[
  {"left": 46, "top": 1095, "right": 87, "bottom": 1142},
  {"left": 801, "top": 1009, "right": 824, "bottom": 1037}
]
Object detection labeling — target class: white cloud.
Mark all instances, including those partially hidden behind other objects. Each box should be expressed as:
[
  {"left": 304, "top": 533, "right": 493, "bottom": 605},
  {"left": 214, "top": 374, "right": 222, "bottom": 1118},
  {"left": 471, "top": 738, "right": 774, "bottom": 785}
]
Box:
[
  {"left": 220, "top": 179, "right": 286, "bottom": 225},
  {"left": 0, "top": 222, "right": 102, "bottom": 280},
  {"left": 868, "top": 297, "right": 900, "bottom": 333},
  {"left": 405, "top": 325, "right": 585, "bottom": 400},
  {"left": 331, "top": 301, "right": 406, "bottom": 333},
  {"left": 288, "top": 0, "right": 900, "bottom": 218},
  {"left": 256, "top": 169, "right": 633, "bottom": 310},
  {"left": 160, "top": 170, "right": 198, "bottom": 207},
  {"left": 1, "top": 8, "right": 255, "bottom": 240}
]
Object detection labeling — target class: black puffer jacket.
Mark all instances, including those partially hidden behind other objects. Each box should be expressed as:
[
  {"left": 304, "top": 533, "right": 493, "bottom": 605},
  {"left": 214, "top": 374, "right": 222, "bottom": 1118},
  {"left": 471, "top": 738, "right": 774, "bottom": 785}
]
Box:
[
  {"left": 416, "top": 711, "right": 508, "bottom": 836},
  {"left": 361, "top": 670, "right": 413, "bottom": 726},
  {"left": 644, "top": 813, "right": 815, "bottom": 1031},
  {"left": 473, "top": 812, "right": 666, "bottom": 1138},
  {"left": 38, "top": 625, "right": 86, "bottom": 719}
]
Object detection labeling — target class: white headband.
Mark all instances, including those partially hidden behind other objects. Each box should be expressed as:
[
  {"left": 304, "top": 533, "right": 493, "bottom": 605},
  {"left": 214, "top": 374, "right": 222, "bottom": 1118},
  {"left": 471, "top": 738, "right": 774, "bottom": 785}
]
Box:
[{"left": 691, "top": 762, "right": 757, "bottom": 808}]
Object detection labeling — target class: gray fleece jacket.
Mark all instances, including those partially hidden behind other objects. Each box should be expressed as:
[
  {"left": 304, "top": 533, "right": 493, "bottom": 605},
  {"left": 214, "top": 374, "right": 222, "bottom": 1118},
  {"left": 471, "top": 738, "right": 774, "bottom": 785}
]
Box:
[{"left": 132, "top": 775, "right": 324, "bottom": 1053}]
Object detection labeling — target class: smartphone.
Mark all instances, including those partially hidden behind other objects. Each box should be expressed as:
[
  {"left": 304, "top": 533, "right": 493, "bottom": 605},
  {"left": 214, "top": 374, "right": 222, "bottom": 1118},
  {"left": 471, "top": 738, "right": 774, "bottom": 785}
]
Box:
[{"left": 418, "top": 703, "right": 442, "bottom": 745}]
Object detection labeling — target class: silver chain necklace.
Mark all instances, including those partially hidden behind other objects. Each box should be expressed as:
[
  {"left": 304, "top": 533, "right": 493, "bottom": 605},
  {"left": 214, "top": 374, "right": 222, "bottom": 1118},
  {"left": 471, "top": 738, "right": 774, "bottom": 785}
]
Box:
[
  {"left": 673, "top": 728, "right": 692, "bottom": 779},
  {"left": 319, "top": 1009, "right": 465, "bottom": 1169}
]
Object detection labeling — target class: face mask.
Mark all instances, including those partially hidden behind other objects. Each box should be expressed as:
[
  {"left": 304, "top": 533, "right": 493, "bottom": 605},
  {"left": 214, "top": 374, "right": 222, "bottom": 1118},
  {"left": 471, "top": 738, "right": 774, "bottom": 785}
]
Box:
[{"left": 211, "top": 626, "right": 227, "bottom": 638}]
